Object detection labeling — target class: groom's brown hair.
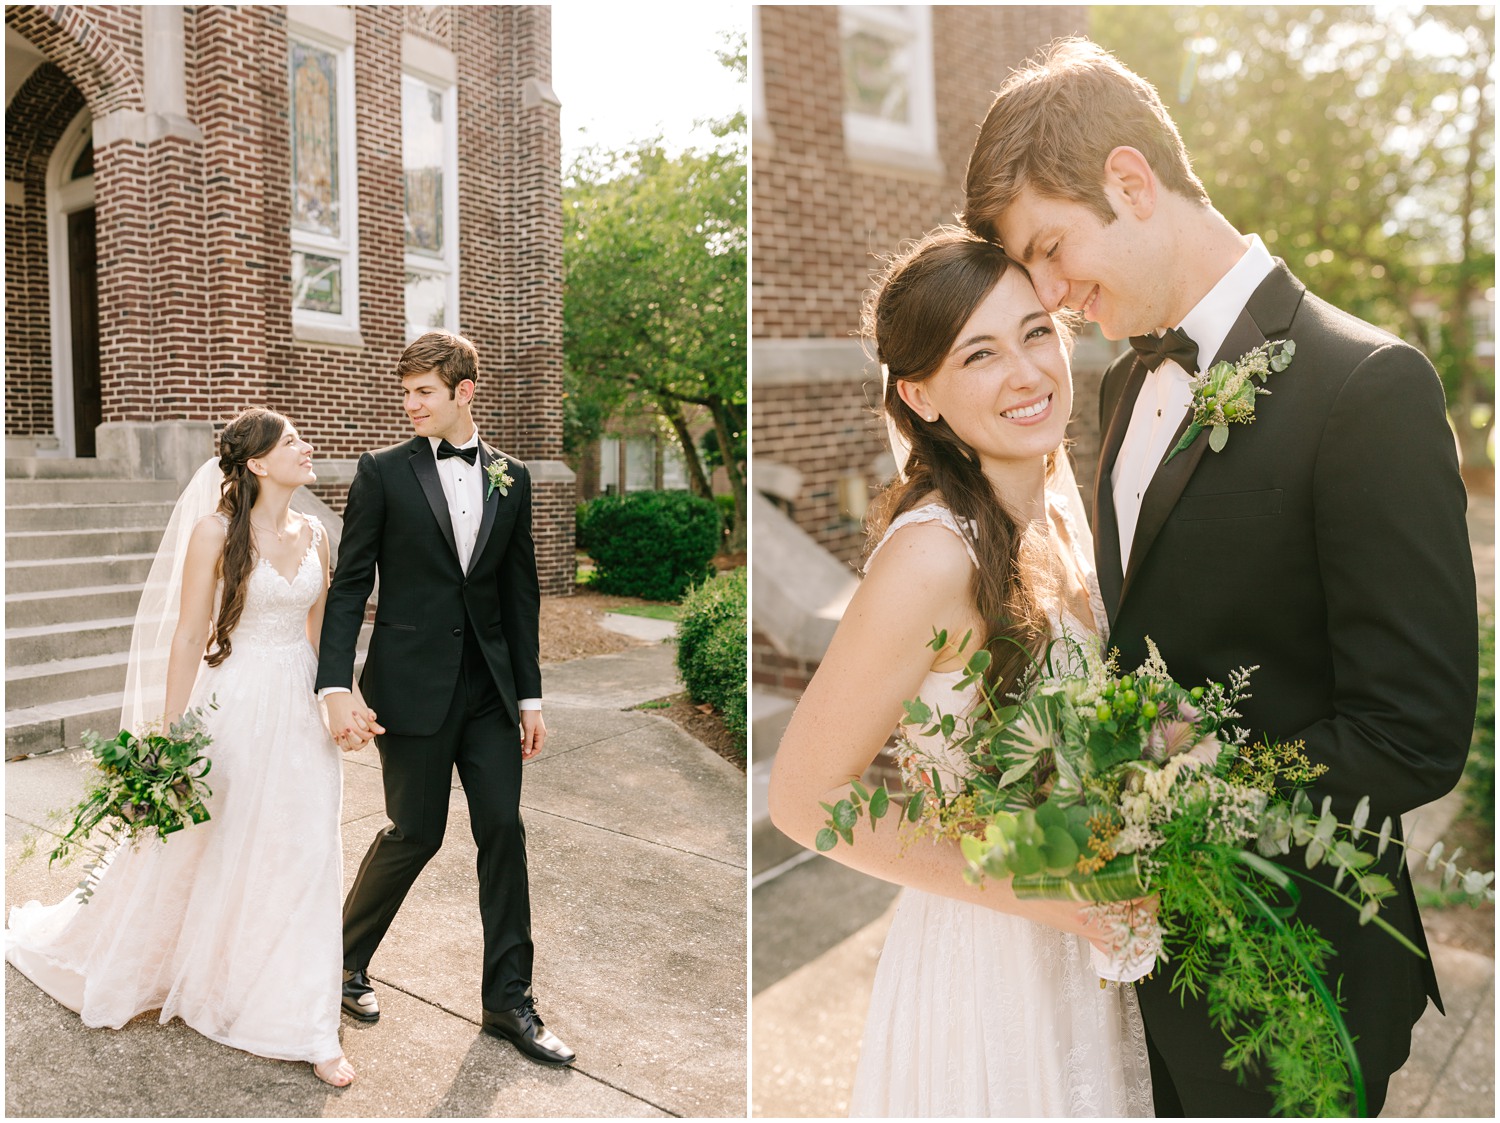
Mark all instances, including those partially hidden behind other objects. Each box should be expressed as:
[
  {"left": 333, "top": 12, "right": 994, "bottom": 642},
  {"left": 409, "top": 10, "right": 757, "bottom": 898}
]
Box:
[
  {"left": 398, "top": 330, "right": 478, "bottom": 397},
  {"left": 964, "top": 37, "right": 1209, "bottom": 245}
]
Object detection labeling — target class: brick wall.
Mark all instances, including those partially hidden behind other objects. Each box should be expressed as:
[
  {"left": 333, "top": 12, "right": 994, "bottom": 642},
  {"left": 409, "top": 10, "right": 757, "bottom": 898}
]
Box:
[
  {"left": 6, "top": 4, "right": 572, "bottom": 591},
  {"left": 752, "top": 6, "right": 1093, "bottom": 564}
]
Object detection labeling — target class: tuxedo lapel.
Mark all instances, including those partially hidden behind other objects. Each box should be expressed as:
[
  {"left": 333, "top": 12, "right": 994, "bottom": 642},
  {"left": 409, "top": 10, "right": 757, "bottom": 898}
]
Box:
[
  {"left": 469, "top": 442, "right": 501, "bottom": 575},
  {"left": 1118, "top": 262, "right": 1304, "bottom": 606},
  {"left": 408, "top": 439, "right": 461, "bottom": 564},
  {"left": 1094, "top": 356, "right": 1148, "bottom": 623}
]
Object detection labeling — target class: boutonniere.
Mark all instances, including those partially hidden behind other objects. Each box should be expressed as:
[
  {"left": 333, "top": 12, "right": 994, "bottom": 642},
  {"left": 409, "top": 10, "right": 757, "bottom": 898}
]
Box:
[
  {"left": 1166, "top": 339, "right": 1295, "bottom": 462},
  {"left": 485, "top": 455, "right": 514, "bottom": 499}
]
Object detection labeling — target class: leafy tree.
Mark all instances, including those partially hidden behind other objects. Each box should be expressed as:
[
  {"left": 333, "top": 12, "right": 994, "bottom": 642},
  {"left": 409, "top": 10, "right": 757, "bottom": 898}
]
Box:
[
  {"left": 1092, "top": 6, "right": 1495, "bottom": 472},
  {"left": 562, "top": 32, "right": 748, "bottom": 546}
]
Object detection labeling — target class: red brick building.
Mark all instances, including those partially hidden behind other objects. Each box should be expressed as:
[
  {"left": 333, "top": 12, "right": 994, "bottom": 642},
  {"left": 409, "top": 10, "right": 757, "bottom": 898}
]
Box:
[
  {"left": 751, "top": 6, "right": 1118, "bottom": 715},
  {"left": 5, "top": 4, "right": 574, "bottom": 593}
]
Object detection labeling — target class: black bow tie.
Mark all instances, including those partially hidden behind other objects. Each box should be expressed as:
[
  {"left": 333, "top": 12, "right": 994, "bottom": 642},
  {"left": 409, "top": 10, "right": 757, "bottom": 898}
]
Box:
[
  {"left": 1129, "top": 327, "right": 1200, "bottom": 374},
  {"left": 436, "top": 439, "right": 477, "bottom": 465}
]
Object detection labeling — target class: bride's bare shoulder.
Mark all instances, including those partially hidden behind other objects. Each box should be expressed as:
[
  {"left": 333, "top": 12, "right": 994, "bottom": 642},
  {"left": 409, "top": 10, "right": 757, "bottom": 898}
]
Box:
[{"left": 864, "top": 515, "right": 975, "bottom": 592}]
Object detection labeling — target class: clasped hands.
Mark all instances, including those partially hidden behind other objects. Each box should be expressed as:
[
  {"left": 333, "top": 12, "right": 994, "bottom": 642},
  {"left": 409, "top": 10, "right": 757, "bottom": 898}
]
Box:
[
  {"left": 326, "top": 692, "right": 385, "bottom": 753},
  {"left": 324, "top": 692, "right": 548, "bottom": 759}
]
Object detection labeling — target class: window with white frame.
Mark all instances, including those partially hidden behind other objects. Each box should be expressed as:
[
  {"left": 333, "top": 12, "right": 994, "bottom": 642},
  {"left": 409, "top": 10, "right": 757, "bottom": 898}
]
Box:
[
  {"left": 838, "top": 6, "right": 937, "bottom": 166},
  {"left": 402, "top": 72, "right": 459, "bottom": 342},
  {"left": 289, "top": 30, "right": 359, "bottom": 335}
]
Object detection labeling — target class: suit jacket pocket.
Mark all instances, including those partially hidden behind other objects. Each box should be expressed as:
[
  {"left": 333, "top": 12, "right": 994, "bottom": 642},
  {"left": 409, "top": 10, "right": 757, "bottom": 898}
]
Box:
[
  {"left": 1174, "top": 488, "right": 1283, "bottom": 522},
  {"left": 374, "top": 621, "right": 417, "bottom": 631}
]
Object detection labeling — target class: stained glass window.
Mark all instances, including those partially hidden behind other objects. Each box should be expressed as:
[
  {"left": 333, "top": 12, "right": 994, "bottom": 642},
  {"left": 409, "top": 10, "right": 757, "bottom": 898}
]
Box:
[
  {"left": 291, "top": 42, "right": 340, "bottom": 237},
  {"left": 288, "top": 30, "right": 357, "bottom": 332},
  {"left": 838, "top": 6, "right": 937, "bottom": 164}
]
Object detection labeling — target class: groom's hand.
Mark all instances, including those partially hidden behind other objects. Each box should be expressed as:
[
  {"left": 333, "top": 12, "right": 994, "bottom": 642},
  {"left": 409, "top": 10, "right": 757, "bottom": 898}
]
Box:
[
  {"left": 520, "top": 710, "right": 547, "bottom": 761},
  {"left": 327, "top": 692, "right": 385, "bottom": 752}
]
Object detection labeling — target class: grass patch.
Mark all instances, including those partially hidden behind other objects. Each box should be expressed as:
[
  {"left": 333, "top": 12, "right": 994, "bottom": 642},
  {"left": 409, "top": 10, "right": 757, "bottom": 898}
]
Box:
[
  {"left": 635, "top": 699, "right": 672, "bottom": 710},
  {"left": 609, "top": 603, "right": 682, "bottom": 621}
]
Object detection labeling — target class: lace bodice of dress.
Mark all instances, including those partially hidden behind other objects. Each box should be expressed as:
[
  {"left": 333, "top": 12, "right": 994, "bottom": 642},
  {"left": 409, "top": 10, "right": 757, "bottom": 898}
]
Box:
[{"left": 214, "top": 514, "right": 323, "bottom": 650}]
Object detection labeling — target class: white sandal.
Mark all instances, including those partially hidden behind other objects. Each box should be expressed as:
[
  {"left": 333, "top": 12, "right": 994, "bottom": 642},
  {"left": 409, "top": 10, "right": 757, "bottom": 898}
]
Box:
[{"left": 313, "top": 1055, "right": 356, "bottom": 1088}]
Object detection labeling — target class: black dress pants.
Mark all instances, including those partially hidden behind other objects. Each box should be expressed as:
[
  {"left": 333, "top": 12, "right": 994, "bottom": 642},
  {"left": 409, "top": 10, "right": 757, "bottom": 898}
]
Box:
[{"left": 342, "top": 630, "right": 534, "bottom": 1012}]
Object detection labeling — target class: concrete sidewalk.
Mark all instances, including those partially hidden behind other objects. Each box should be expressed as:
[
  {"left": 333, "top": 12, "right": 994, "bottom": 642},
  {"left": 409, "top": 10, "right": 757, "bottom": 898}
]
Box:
[{"left": 5, "top": 642, "right": 747, "bottom": 1118}]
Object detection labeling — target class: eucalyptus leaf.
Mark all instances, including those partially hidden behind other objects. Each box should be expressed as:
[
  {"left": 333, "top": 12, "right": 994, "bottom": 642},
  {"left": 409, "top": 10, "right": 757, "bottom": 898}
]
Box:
[
  {"left": 1351, "top": 795, "right": 1369, "bottom": 833},
  {"left": 1209, "top": 423, "right": 1229, "bottom": 452},
  {"left": 905, "top": 790, "right": 925, "bottom": 823},
  {"left": 869, "top": 786, "right": 890, "bottom": 820},
  {"left": 832, "top": 800, "right": 858, "bottom": 831}
]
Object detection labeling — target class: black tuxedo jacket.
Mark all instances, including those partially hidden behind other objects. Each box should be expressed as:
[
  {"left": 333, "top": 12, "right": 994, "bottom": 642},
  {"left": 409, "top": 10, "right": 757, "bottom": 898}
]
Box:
[
  {"left": 315, "top": 436, "right": 542, "bottom": 736},
  {"left": 1095, "top": 261, "right": 1477, "bottom": 1085}
]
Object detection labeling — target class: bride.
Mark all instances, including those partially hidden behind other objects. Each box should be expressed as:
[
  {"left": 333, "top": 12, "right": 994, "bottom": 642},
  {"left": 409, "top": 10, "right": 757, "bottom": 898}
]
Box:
[
  {"left": 7, "top": 407, "right": 367, "bottom": 1088},
  {"left": 767, "top": 228, "right": 1154, "bottom": 1116}
]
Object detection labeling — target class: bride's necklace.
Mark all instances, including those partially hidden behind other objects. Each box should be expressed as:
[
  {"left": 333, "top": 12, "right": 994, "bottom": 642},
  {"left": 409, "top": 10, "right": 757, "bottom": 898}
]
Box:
[{"left": 250, "top": 518, "right": 290, "bottom": 543}]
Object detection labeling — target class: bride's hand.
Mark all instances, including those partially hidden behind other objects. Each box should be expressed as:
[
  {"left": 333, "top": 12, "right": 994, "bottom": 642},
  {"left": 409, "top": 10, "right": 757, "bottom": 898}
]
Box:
[{"left": 1016, "top": 894, "right": 1161, "bottom": 958}]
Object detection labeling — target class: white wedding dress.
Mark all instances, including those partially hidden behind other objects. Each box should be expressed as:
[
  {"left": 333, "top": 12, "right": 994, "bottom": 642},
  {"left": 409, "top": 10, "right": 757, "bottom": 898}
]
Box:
[
  {"left": 6, "top": 516, "right": 345, "bottom": 1065},
  {"left": 848, "top": 498, "right": 1154, "bottom": 1118}
]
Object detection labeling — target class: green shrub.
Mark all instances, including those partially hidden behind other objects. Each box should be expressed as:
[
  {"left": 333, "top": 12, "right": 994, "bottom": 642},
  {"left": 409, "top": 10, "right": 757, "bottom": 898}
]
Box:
[
  {"left": 1464, "top": 613, "right": 1495, "bottom": 841},
  {"left": 582, "top": 490, "right": 720, "bottom": 601},
  {"left": 677, "top": 567, "right": 747, "bottom": 751}
]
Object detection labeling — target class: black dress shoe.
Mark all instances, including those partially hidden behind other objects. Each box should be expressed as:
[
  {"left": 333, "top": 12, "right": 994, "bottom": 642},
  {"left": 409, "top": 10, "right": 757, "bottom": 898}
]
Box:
[
  {"left": 342, "top": 969, "right": 379, "bottom": 1022},
  {"left": 482, "top": 997, "right": 575, "bottom": 1066}
]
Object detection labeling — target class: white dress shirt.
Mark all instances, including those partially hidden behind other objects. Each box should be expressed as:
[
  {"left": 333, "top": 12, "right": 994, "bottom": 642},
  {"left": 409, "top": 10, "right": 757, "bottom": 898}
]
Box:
[
  {"left": 431, "top": 431, "right": 484, "bottom": 572},
  {"left": 1110, "top": 234, "right": 1276, "bottom": 575},
  {"left": 322, "top": 427, "right": 540, "bottom": 712}
]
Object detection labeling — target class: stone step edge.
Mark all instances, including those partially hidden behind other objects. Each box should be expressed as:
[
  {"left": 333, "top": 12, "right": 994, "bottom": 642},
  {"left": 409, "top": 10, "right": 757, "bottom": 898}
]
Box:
[
  {"left": 5, "top": 693, "right": 123, "bottom": 733},
  {"left": 7, "top": 553, "right": 157, "bottom": 571},
  {"left": 7, "top": 526, "right": 167, "bottom": 540},
  {"left": 6, "top": 582, "right": 148, "bottom": 604},
  {"left": 6, "top": 650, "right": 130, "bottom": 684},
  {"left": 7, "top": 501, "right": 177, "bottom": 510},
  {"left": 6, "top": 615, "right": 138, "bottom": 641}
]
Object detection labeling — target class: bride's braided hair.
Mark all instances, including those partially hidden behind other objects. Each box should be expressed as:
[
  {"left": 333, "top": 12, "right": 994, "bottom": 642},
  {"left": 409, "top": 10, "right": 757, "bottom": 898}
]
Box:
[
  {"left": 208, "top": 408, "right": 289, "bottom": 667},
  {"left": 862, "top": 227, "right": 1057, "bottom": 696}
]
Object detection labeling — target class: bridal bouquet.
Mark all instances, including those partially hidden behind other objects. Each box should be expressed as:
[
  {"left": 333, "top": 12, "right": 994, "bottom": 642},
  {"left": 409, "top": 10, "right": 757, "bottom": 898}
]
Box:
[
  {"left": 819, "top": 635, "right": 1493, "bottom": 1116},
  {"left": 46, "top": 701, "right": 218, "bottom": 901}
]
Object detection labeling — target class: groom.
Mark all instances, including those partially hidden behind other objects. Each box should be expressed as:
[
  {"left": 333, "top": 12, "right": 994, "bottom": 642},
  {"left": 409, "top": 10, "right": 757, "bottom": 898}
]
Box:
[
  {"left": 316, "top": 329, "right": 574, "bottom": 1066},
  {"left": 964, "top": 39, "right": 1477, "bottom": 1116}
]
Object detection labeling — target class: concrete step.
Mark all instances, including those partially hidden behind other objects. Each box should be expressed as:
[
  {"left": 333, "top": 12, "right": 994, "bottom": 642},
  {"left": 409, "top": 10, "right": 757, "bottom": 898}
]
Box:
[
  {"left": 5, "top": 457, "right": 133, "bottom": 479},
  {"left": 7, "top": 501, "right": 177, "bottom": 532},
  {"left": 5, "top": 693, "right": 122, "bottom": 759},
  {"left": 6, "top": 651, "right": 130, "bottom": 711},
  {"left": 5, "top": 477, "right": 182, "bottom": 504},
  {"left": 5, "top": 584, "right": 147, "bottom": 628},
  {"left": 6, "top": 617, "right": 136, "bottom": 666},
  {"left": 5, "top": 554, "right": 156, "bottom": 594},
  {"left": 6, "top": 527, "right": 166, "bottom": 562}
]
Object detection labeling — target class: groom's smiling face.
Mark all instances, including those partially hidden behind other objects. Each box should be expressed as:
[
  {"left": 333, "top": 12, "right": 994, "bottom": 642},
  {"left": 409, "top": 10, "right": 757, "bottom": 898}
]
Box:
[
  {"left": 995, "top": 184, "right": 1167, "bottom": 342},
  {"left": 401, "top": 368, "right": 475, "bottom": 445}
]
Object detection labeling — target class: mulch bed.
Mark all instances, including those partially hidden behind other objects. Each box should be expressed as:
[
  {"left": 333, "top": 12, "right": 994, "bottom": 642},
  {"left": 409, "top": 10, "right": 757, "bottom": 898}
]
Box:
[{"left": 538, "top": 589, "right": 667, "bottom": 664}]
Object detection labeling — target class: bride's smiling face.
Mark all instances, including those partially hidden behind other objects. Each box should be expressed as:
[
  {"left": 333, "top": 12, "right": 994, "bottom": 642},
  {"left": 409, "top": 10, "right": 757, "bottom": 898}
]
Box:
[
  {"left": 897, "top": 268, "right": 1072, "bottom": 478},
  {"left": 249, "top": 423, "right": 316, "bottom": 488}
]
